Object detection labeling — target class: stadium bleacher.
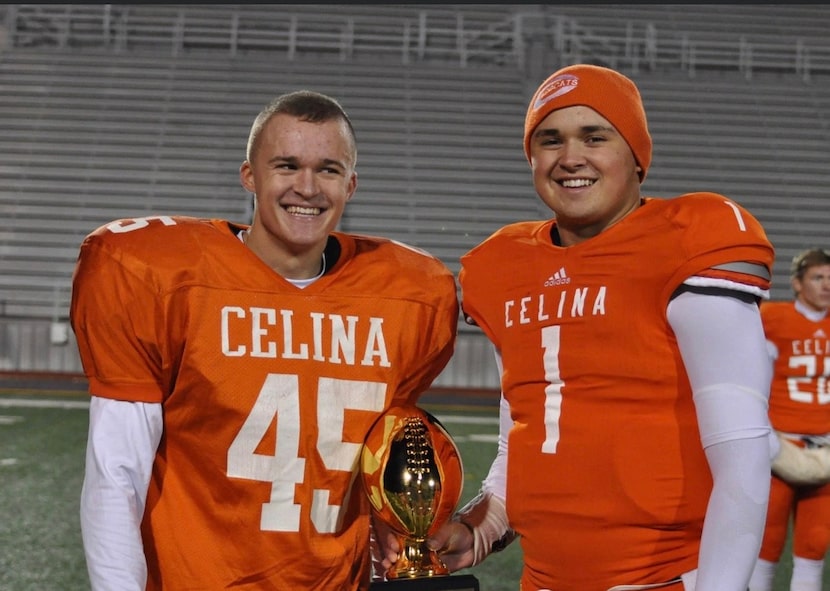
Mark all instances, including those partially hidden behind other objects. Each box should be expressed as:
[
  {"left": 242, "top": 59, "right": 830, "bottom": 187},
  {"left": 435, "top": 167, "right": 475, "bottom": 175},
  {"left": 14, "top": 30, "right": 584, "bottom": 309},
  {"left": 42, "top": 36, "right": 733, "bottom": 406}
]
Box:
[{"left": 1, "top": 4, "right": 830, "bottom": 388}]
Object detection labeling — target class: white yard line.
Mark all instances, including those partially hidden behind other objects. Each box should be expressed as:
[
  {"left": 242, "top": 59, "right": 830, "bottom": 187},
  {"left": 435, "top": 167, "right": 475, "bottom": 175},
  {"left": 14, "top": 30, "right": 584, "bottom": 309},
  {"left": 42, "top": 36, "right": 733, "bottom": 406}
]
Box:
[
  {"left": 434, "top": 414, "right": 498, "bottom": 425},
  {"left": 0, "top": 398, "right": 499, "bottom": 441},
  {"left": 0, "top": 399, "right": 497, "bottom": 465},
  {"left": 0, "top": 397, "right": 499, "bottom": 423},
  {"left": 0, "top": 397, "right": 89, "bottom": 410},
  {"left": 0, "top": 415, "right": 25, "bottom": 424}
]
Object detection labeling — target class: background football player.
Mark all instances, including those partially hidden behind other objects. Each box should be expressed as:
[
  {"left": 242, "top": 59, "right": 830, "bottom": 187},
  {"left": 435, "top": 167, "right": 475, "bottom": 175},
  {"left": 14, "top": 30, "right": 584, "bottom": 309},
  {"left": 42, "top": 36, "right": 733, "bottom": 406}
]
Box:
[{"left": 750, "top": 248, "right": 830, "bottom": 591}]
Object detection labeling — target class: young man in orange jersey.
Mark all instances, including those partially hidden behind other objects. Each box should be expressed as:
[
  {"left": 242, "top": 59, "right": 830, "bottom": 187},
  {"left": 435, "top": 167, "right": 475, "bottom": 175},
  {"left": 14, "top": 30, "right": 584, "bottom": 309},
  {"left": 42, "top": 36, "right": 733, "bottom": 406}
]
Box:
[
  {"left": 70, "top": 90, "right": 459, "bottom": 591},
  {"left": 379, "top": 64, "right": 777, "bottom": 590},
  {"left": 749, "top": 248, "right": 830, "bottom": 591}
]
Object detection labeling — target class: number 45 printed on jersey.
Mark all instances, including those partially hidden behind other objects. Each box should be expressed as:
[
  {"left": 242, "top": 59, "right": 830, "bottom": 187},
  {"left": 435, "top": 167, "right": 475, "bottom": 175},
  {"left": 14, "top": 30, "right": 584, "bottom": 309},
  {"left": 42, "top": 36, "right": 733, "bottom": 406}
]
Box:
[{"left": 227, "top": 373, "right": 386, "bottom": 533}]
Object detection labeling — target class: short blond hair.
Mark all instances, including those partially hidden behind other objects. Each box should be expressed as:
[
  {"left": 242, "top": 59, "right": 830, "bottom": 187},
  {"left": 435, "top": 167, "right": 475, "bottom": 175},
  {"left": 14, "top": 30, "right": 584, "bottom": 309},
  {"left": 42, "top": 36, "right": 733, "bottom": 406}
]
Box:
[
  {"left": 791, "top": 248, "right": 830, "bottom": 279},
  {"left": 245, "top": 90, "right": 356, "bottom": 163}
]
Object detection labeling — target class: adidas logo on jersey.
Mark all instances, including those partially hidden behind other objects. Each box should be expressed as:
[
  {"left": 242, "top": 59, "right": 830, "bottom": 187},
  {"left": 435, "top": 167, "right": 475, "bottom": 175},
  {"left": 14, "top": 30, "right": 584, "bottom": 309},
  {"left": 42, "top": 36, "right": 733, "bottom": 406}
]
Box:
[
  {"left": 544, "top": 267, "right": 571, "bottom": 287},
  {"left": 815, "top": 329, "right": 828, "bottom": 339}
]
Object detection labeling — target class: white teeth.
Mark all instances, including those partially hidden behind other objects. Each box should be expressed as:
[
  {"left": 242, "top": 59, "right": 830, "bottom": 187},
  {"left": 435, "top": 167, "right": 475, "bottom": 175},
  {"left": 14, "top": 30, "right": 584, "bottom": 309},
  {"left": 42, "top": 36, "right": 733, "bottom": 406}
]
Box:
[
  {"left": 561, "top": 179, "right": 594, "bottom": 188},
  {"left": 285, "top": 205, "right": 321, "bottom": 216}
]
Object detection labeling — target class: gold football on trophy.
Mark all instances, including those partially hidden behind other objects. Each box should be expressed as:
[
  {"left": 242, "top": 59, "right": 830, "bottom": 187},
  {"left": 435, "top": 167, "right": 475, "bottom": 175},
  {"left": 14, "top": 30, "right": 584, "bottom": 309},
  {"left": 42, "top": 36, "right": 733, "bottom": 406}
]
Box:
[{"left": 361, "top": 405, "right": 464, "bottom": 579}]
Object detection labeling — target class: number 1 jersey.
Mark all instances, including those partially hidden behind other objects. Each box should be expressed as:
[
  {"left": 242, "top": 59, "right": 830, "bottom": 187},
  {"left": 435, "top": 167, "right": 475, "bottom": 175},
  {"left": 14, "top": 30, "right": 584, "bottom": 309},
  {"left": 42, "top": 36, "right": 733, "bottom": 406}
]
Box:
[{"left": 459, "top": 193, "right": 773, "bottom": 591}]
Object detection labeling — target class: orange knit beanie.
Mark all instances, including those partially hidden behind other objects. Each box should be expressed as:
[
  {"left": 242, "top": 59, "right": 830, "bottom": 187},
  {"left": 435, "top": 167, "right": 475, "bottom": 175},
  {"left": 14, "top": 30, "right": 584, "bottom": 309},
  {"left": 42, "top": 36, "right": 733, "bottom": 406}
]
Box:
[{"left": 523, "top": 64, "right": 652, "bottom": 182}]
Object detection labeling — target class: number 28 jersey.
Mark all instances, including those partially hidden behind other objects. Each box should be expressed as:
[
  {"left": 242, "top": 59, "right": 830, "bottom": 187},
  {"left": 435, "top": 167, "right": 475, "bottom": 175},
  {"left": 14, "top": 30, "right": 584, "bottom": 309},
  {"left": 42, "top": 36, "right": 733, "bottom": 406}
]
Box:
[
  {"left": 459, "top": 194, "right": 773, "bottom": 591},
  {"left": 70, "top": 216, "right": 459, "bottom": 590},
  {"left": 761, "top": 300, "right": 830, "bottom": 435}
]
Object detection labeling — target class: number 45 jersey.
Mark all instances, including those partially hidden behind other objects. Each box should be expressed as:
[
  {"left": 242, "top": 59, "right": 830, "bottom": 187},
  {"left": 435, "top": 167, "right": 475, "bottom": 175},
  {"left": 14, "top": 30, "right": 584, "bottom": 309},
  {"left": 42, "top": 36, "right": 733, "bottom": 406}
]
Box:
[
  {"left": 70, "top": 216, "right": 459, "bottom": 590},
  {"left": 459, "top": 193, "right": 773, "bottom": 591}
]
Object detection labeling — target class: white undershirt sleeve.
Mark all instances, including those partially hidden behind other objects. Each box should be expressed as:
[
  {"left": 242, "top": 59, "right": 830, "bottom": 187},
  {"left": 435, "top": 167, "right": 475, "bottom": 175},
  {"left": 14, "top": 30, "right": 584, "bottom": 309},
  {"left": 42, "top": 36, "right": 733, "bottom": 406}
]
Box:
[
  {"left": 453, "top": 349, "right": 514, "bottom": 564},
  {"left": 667, "top": 290, "right": 772, "bottom": 591},
  {"left": 481, "top": 393, "right": 511, "bottom": 498},
  {"left": 81, "top": 396, "right": 163, "bottom": 591},
  {"left": 482, "top": 350, "right": 508, "bottom": 500}
]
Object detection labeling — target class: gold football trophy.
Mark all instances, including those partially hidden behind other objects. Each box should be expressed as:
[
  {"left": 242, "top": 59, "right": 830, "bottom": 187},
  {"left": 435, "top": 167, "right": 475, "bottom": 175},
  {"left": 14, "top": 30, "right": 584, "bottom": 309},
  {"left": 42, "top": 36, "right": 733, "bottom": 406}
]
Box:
[{"left": 362, "top": 405, "right": 480, "bottom": 591}]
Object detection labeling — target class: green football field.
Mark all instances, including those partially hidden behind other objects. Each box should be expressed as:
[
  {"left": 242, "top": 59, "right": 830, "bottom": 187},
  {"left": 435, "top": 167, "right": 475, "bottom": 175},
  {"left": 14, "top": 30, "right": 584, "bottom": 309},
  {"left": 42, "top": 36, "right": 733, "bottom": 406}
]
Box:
[{"left": 0, "top": 389, "right": 816, "bottom": 590}]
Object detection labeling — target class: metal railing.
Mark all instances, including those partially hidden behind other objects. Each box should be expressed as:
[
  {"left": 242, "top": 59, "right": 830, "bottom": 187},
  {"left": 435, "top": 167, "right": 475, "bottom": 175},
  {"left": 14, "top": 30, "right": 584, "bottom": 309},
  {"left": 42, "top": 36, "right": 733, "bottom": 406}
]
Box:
[
  {"left": 0, "top": 4, "right": 523, "bottom": 67},
  {"left": 3, "top": 4, "right": 830, "bottom": 81}
]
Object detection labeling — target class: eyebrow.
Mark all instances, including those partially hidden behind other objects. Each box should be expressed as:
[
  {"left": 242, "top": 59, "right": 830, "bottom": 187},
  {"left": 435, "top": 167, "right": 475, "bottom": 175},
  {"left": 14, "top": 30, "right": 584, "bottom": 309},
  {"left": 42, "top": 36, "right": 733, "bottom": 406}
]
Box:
[
  {"left": 535, "top": 124, "right": 617, "bottom": 139},
  {"left": 267, "top": 155, "right": 348, "bottom": 169}
]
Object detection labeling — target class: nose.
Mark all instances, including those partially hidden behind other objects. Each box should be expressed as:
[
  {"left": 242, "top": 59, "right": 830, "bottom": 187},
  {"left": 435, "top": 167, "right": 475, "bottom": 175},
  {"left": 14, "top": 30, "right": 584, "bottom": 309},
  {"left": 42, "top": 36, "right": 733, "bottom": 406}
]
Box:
[
  {"left": 293, "top": 168, "right": 318, "bottom": 197},
  {"left": 557, "top": 140, "right": 586, "bottom": 170}
]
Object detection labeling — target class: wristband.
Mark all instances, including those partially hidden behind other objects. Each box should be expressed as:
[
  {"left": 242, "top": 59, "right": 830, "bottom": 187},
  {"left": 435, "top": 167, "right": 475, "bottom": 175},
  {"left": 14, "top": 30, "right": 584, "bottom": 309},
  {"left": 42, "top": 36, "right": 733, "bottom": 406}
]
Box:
[{"left": 455, "top": 491, "right": 516, "bottom": 565}]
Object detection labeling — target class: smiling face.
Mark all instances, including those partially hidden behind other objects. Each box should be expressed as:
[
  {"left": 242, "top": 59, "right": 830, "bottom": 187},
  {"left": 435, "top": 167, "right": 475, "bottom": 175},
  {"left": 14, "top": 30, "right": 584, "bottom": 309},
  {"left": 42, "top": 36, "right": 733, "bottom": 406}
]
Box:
[
  {"left": 240, "top": 113, "right": 357, "bottom": 279},
  {"left": 528, "top": 105, "right": 642, "bottom": 246}
]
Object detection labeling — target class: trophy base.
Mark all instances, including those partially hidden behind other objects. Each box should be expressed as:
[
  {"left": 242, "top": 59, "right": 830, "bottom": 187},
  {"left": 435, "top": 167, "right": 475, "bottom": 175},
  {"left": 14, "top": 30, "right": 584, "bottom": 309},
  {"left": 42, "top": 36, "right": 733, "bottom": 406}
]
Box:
[{"left": 369, "top": 574, "right": 479, "bottom": 590}]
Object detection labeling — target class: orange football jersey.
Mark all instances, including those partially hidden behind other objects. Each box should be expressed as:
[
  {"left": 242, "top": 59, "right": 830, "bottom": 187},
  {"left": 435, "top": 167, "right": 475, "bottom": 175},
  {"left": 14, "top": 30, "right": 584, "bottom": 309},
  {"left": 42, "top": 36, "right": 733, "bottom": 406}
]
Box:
[
  {"left": 70, "top": 216, "right": 458, "bottom": 590},
  {"left": 459, "top": 193, "right": 773, "bottom": 591},
  {"left": 761, "top": 301, "right": 830, "bottom": 435}
]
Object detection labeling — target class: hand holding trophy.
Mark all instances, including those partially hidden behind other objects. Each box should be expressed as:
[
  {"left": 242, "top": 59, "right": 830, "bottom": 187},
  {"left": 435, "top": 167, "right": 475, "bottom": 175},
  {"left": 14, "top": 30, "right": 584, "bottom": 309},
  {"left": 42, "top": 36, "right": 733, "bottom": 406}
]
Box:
[{"left": 362, "top": 405, "right": 480, "bottom": 590}]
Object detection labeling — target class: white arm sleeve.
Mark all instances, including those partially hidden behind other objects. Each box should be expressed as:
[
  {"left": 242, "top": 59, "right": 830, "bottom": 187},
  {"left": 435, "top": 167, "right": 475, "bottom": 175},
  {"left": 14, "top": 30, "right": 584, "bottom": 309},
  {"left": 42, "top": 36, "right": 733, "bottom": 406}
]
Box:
[
  {"left": 453, "top": 349, "right": 514, "bottom": 564},
  {"left": 482, "top": 392, "right": 510, "bottom": 500},
  {"left": 667, "top": 290, "right": 772, "bottom": 591},
  {"left": 482, "top": 349, "right": 508, "bottom": 500},
  {"left": 81, "top": 396, "right": 163, "bottom": 591}
]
